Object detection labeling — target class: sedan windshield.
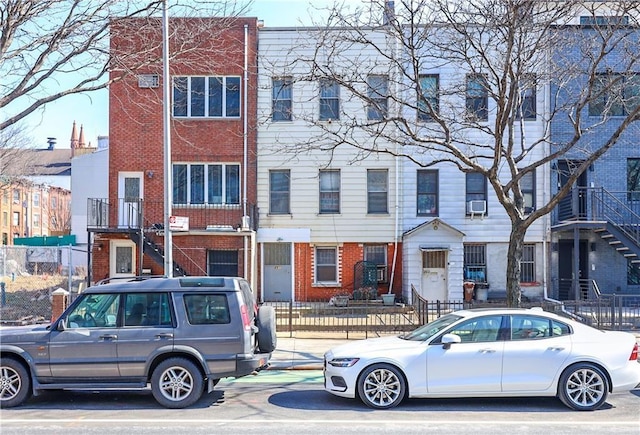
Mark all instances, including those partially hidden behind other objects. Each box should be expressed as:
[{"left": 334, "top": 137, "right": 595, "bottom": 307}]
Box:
[{"left": 401, "top": 313, "right": 462, "bottom": 341}]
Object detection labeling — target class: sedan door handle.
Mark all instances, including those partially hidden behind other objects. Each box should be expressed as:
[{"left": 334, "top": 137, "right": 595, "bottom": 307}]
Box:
[
  {"left": 548, "top": 346, "right": 565, "bottom": 351},
  {"left": 479, "top": 348, "right": 496, "bottom": 353},
  {"left": 155, "top": 333, "right": 174, "bottom": 339},
  {"left": 99, "top": 334, "right": 117, "bottom": 341}
]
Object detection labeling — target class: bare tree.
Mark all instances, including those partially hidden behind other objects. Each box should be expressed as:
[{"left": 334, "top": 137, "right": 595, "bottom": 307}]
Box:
[
  {"left": 270, "top": 0, "right": 640, "bottom": 306},
  {"left": 0, "top": 0, "right": 250, "bottom": 132},
  {"left": 0, "top": 124, "right": 34, "bottom": 187}
]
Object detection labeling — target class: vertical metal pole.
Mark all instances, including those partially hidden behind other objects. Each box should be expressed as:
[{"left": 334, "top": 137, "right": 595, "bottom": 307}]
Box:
[{"left": 162, "top": 0, "right": 173, "bottom": 277}]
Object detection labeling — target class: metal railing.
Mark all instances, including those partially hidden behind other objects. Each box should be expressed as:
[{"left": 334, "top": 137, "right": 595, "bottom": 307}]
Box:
[{"left": 87, "top": 198, "right": 258, "bottom": 231}]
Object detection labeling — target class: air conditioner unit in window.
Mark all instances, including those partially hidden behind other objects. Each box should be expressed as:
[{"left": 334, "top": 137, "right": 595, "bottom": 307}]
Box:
[
  {"left": 376, "top": 266, "right": 388, "bottom": 283},
  {"left": 467, "top": 200, "right": 486, "bottom": 218}
]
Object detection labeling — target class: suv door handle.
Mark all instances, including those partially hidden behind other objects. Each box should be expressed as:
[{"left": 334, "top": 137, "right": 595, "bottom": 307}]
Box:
[
  {"left": 155, "top": 333, "right": 174, "bottom": 339},
  {"left": 100, "top": 334, "right": 117, "bottom": 341}
]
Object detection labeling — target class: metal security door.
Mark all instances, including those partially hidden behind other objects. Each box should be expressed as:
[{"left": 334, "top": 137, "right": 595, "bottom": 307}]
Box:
[
  {"left": 421, "top": 250, "right": 448, "bottom": 300},
  {"left": 263, "top": 243, "right": 292, "bottom": 302}
]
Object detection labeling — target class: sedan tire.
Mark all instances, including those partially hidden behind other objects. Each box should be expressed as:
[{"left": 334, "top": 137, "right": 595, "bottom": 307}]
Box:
[
  {"left": 357, "top": 363, "right": 406, "bottom": 409},
  {"left": 0, "top": 358, "right": 32, "bottom": 408},
  {"left": 558, "top": 363, "right": 609, "bottom": 411},
  {"left": 151, "top": 358, "right": 204, "bottom": 409}
]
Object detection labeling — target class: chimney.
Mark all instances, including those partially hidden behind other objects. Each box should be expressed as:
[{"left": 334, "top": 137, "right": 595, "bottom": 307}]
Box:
[{"left": 47, "top": 137, "right": 57, "bottom": 150}]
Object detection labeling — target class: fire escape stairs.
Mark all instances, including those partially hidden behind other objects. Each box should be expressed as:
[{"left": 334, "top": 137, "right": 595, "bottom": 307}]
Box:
[
  {"left": 593, "top": 223, "right": 640, "bottom": 264},
  {"left": 129, "top": 232, "right": 188, "bottom": 276}
]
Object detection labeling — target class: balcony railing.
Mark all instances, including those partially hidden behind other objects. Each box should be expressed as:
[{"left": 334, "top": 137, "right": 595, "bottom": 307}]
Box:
[{"left": 87, "top": 198, "right": 258, "bottom": 231}]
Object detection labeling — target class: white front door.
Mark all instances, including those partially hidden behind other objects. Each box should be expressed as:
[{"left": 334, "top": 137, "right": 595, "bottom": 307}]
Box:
[
  {"left": 118, "top": 172, "right": 143, "bottom": 228},
  {"left": 421, "top": 250, "right": 448, "bottom": 300},
  {"left": 110, "top": 240, "right": 136, "bottom": 278}
]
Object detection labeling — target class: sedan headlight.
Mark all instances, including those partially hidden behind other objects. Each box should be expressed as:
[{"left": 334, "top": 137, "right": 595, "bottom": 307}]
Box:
[{"left": 328, "top": 357, "right": 360, "bottom": 368}]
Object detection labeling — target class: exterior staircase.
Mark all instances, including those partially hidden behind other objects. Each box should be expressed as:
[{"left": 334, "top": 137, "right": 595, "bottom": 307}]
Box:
[
  {"left": 129, "top": 231, "right": 189, "bottom": 276},
  {"left": 591, "top": 188, "right": 640, "bottom": 264}
]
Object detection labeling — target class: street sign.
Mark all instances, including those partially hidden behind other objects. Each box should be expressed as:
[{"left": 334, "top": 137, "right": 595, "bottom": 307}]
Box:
[{"left": 169, "top": 215, "right": 189, "bottom": 231}]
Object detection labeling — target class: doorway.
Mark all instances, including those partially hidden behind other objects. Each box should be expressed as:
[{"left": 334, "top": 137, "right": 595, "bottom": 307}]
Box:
[
  {"left": 421, "top": 250, "right": 448, "bottom": 300},
  {"left": 558, "top": 239, "right": 588, "bottom": 300},
  {"left": 117, "top": 172, "right": 143, "bottom": 228},
  {"left": 263, "top": 243, "right": 292, "bottom": 302}
]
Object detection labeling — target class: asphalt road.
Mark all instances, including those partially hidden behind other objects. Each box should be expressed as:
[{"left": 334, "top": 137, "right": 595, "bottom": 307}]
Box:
[{"left": 2, "top": 371, "right": 639, "bottom": 435}]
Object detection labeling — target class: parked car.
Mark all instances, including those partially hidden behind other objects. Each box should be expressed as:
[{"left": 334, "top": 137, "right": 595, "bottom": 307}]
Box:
[
  {"left": 0, "top": 276, "right": 276, "bottom": 409},
  {"left": 324, "top": 307, "right": 640, "bottom": 411}
]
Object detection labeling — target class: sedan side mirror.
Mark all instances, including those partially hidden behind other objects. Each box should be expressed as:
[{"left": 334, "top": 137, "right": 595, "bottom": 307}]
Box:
[{"left": 441, "top": 333, "right": 461, "bottom": 350}]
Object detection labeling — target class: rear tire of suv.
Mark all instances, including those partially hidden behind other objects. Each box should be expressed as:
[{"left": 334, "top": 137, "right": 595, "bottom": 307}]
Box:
[
  {"left": 0, "top": 357, "right": 32, "bottom": 408},
  {"left": 256, "top": 305, "right": 277, "bottom": 353},
  {"left": 151, "top": 358, "right": 204, "bottom": 409}
]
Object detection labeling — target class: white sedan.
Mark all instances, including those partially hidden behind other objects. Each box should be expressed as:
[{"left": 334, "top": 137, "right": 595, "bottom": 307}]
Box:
[{"left": 324, "top": 307, "right": 640, "bottom": 411}]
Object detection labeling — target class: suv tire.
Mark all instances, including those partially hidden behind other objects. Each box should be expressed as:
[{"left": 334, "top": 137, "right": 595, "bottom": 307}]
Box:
[
  {"left": 151, "top": 358, "right": 204, "bottom": 409},
  {"left": 0, "top": 357, "right": 32, "bottom": 408},
  {"left": 256, "top": 305, "right": 277, "bottom": 353}
]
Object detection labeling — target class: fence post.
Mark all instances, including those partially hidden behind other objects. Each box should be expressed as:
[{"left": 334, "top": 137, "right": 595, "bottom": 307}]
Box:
[
  {"left": 51, "top": 288, "right": 70, "bottom": 323},
  {"left": 1, "top": 281, "right": 5, "bottom": 307}
]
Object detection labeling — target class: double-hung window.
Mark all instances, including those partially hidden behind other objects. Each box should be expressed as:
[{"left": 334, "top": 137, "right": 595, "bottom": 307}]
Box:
[
  {"left": 319, "top": 170, "right": 340, "bottom": 214},
  {"left": 364, "top": 244, "right": 388, "bottom": 283},
  {"left": 418, "top": 74, "right": 439, "bottom": 121},
  {"left": 521, "top": 170, "right": 535, "bottom": 213},
  {"left": 319, "top": 79, "right": 340, "bottom": 120},
  {"left": 315, "top": 246, "right": 338, "bottom": 283},
  {"left": 417, "top": 170, "right": 438, "bottom": 216},
  {"left": 173, "top": 163, "right": 240, "bottom": 205},
  {"left": 589, "top": 73, "right": 640, "bottom": 117},
  {"left": 367, "top": 169, "right": 388, "bottom": 214},
  {"left": 520, "top": 244, "right": 536, "bottom": 283},
  {"left": 367, "top": 75, "right": 388, "bottom": 120},
  {"left": 628, "top": 158, "right": 640, "bottom": 201},
  {"left": 516, "top": 74, "right": 536, "bottom": 120},
  {"left": 466, "top": 74, "right": 488, "bottom": 121},
  {"left": 466, "top": 172, "right": 487, "bottom": 214},
  {"left": 272, "top": 77, "right": 292, "bottom": 121},
  {"left": 269, "top": 170, "right": 290, "bottom": 214},
  {"left": 173, "top": 76, "right": 241, "bottom": 118}
]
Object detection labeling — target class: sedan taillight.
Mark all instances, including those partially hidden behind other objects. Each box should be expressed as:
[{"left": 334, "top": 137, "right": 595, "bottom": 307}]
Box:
[{"left": 630, "top": 343, "right": 639, "bottom": 361}]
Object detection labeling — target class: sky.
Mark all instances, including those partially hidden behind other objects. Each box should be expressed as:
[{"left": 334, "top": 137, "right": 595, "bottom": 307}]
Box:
[{"left": 24, "top": 0, "right": 336, "bottom": 150}]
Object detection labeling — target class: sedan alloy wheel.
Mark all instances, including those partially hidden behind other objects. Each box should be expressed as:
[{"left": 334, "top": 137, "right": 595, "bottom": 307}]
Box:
[{"left": 357, "top": 363, "right": 406, "bottom": 409}]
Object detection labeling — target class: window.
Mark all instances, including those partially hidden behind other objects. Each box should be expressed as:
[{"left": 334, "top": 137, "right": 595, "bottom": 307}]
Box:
[
  {"left": 124, "top": 293, "right": 172, "bottom": 327},
  {"left": 319, "top": 79, "right": 340, "bottom": 120},
  {"left": 464, "top": 244, "right": 486, "bottom": 282},
  {"left": 580, "top": 15, "right": 629, "bottom": 26},
  {"left": 367, "top": 169, "right": 388, "bottom": 214},
  {"left": 272, "top": 77, "right": 292, "bottom": 121},
  {"left": 510, "top": 315, "right": 564, "bottom": 340},
  {"left": 2, "top": 190, "right": 8, "bottom": 204},
  {"left": 466, "top": 74, "right": 488, "bottom": 121},
  {"left": 269, "top": 170, "right": 290, "bottom": 214},
  {"left": 319, "top": 170, "right": 340, "bottom": 214},
  {"left": 367, "top": 75, "right": 388, "bottom": 120},
  {"left": 364, "top": 245, "right": 387, "bottom": 283},
  {"left": 116, "top": 246, "right": 133, "bottom": 274},
  {"left": 66, "top": 293, "right": 120, "bottom": 328},
  {"left": 628, "top": 259, "right": 640, "bottom": 285},
  {"left": 33, "top": 193, "right": 40, "bottom": 207},
  {"left": 590, "top": 73, "right": 640, "bottom": 117},
  {"left": 628, "top": 158, "right": 640, "bottom": 201},
  {"left": 447, "top": 315, "right": 502, "bottom": 343},
  {"left": 516, "top": 74, "right": 536, "bottom": 120},
  {"left": 2, "top": 212, "right": 7, "bottom": 226},
  {"left": 173, "top": 163, "right": 240, "bottom": 205},
  {"left": 13, "top": 189, "right": 20, "bottom": 203},
  {"left": 521, "top": 170, "right": 535, "bottom": 213},
  {"left": 208, "top": 250, "right": 239, "bottom": 276},
  {"left": 12, "top": 212, "right": 19, "bottom": 226},
  {"left": 466, "top": 172, "right": 487, "bottom": 214},
  {"left": 315, "top": 246, "right": 337, "bottom": 283},
  {"left": 418, "top": 74, "right": 439, "bottom": 121},
  {"left": 51, "top": 196, "right": 57, "bottom": 209},
  {"left": 417, "top": 170, "right": 438, "bottom": 216},
  {"left": 520, "top": 244, "right": 535, "bottom": 283},
  {"left": 184, "top": 294, "right": 231, "bottom": 325},
  {"left": 33, "top": 213, "right": 40, "bottom": 228},
  {"left": 173, "top": 76, "right": 240, "bottom": 118}
]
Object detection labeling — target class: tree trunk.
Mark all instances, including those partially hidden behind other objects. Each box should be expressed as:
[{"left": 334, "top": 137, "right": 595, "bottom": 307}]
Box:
[{"left": 506, "top": 223, "right": 527, "bottom": 307}]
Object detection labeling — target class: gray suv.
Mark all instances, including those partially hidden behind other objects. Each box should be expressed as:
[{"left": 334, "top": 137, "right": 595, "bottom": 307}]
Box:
[{"left": 0, "top": 276, "right": 276, "bottom": 409}]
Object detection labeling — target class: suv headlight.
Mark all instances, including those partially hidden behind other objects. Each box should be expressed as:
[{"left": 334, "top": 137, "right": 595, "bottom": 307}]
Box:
[{"left": 328, "top": 357, "right": 360, "bottom": 368}]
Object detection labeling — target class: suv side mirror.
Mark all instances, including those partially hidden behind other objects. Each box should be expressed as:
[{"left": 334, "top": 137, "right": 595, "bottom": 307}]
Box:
[{"left": 56, "top": 318, "right": 67, "bottom": 331}]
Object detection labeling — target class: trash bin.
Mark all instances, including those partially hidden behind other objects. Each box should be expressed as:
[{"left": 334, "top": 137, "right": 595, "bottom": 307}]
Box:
[{"left": 463, "top": 281, "right": 475, "bottom": 302}]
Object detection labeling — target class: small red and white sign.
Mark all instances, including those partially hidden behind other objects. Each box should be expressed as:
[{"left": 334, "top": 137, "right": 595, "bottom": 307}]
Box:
[{"left": 169, "top": 215, "right": 189, "bottom": 231}]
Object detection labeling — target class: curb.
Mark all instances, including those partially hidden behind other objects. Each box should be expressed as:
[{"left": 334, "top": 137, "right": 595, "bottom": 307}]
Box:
[{"left": 267, "top": 363, "right": 324, "bottom": 371}]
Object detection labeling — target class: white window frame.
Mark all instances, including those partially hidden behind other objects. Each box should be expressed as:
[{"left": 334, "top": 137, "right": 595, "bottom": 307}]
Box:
[{"left": 315, "top": 246, "right": 338, "bottom": 284}]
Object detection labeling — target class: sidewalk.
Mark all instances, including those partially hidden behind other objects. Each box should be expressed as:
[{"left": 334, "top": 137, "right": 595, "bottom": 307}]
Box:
[{"left": 267, "top": 332, "right": 354, "bottom": 370}]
